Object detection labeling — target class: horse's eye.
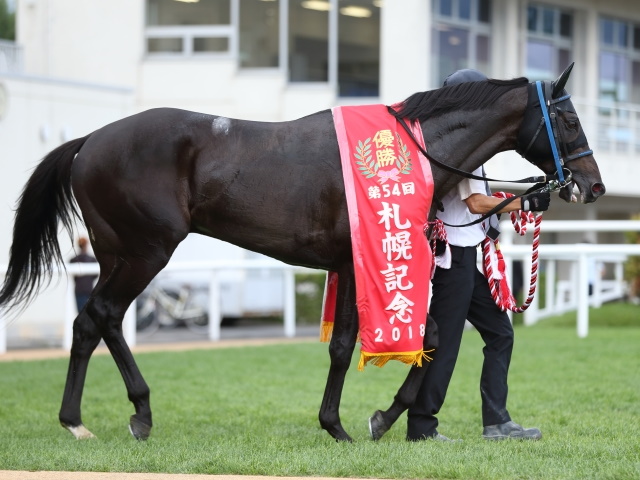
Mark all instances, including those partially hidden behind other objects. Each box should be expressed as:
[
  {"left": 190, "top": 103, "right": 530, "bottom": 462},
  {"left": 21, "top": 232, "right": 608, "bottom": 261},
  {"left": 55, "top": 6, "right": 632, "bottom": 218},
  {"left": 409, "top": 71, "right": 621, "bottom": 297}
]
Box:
[{"left": 565, "top": 116, "right": 579, "bottom": 130}]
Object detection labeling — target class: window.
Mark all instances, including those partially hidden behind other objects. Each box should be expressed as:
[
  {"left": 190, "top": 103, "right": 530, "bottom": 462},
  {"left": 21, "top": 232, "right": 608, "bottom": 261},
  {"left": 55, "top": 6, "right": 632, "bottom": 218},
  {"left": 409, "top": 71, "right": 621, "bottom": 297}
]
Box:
[
  {"left": 240, "top": 0, "right": 279, "bottom": 68},
  {"left": 146, "top": 0, "right": 233, "bottom": 55},
  {"left": 145, "top": 0, "right": 381, "bottom": 96},
  {"left": 599, "top": 17, "right": 640, "bottom": 104},
  {"left": 288, "top": 0, "right": 380, "bottom": 96},
  {"left": 525, "top": 4, "right": 573, "bottom": 81},
  {"left": 597, "top": 17, "right": 640, "bottom": 153},
  {"left": 289, "top": 0, "right": 329, "bottom": 82},
  {"left": 431, "top": 0, "right": 492, "bottom": 86},
  {"left": 338, "top": 0, "right": 380, "bottom": 97}
]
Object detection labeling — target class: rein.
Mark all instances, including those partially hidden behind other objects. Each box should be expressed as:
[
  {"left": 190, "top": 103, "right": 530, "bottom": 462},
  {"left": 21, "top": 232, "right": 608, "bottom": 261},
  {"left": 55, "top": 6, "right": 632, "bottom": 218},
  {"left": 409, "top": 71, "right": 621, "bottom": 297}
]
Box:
[
  {"left": 389, "top": 106, "right": 548, "bottom": 186},
  {"left": 389, "top": 78, "right": 586, "bottom": 228},
  {"left": 399, "top": 78, "right": 591, "bottom": 314},
  {"left": 391, "top": 108, "right": 554, "bottom": 227}
]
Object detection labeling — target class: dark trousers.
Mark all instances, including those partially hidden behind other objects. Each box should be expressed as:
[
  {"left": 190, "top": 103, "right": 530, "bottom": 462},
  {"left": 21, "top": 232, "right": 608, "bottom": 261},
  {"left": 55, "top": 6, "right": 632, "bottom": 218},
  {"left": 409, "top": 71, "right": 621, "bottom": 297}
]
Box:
[
  {"left": 75, "top": 294, "right": 90, "bottom": 314},
  {"left": 407, "top": 245, "right": 514, "bottom": 439}
]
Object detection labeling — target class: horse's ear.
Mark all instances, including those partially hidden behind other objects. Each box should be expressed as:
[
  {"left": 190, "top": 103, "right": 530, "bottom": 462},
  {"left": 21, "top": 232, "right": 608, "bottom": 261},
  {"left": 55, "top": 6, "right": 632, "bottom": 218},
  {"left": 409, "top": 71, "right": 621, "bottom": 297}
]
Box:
[{"left": 552, "top": 62, "right": 574, "bottom": 98}]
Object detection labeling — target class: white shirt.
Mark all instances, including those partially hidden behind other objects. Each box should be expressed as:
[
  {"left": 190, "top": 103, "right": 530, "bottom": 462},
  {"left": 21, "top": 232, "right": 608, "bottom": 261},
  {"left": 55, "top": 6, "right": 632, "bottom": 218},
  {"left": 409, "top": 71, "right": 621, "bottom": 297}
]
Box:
[{"left": 437, "top": 167, "right": 487, "bottom": 247}]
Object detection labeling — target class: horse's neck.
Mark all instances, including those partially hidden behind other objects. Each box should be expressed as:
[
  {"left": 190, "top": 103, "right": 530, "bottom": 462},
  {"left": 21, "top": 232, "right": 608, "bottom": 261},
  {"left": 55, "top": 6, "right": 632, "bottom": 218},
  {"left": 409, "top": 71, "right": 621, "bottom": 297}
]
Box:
[{"left": 422, "top": 88, "right": 527, "bottom": 199}]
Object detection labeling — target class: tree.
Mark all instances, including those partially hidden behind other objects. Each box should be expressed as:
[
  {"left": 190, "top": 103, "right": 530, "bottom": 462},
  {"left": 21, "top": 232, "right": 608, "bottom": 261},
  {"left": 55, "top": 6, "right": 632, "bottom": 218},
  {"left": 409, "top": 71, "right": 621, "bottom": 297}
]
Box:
[{"left": 0, "top": 0, "right": 16, "bottom": 41}]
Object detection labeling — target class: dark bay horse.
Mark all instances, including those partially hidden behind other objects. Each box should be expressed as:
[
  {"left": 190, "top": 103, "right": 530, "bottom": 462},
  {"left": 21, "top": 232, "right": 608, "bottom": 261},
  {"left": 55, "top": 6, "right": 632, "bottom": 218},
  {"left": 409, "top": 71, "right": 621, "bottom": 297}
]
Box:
[{"left": 0, "top": 65, "right": 604, "bottom": 442}]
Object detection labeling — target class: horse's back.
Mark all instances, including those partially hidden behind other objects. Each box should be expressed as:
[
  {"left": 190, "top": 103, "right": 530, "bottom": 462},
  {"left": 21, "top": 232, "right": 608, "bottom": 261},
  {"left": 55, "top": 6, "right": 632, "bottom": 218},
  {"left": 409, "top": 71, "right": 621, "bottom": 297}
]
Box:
[
  {"left": 71, "top": 107, "right": 351, "bottom": 269},
  {"left": 183, "top": 108, "right": 351, "bottom": 267}
]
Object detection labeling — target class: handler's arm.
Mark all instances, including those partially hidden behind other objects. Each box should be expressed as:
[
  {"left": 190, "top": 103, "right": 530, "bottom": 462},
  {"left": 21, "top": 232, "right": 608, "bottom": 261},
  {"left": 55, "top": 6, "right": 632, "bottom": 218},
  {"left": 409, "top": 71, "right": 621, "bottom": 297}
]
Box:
[{"left": 465, "top": 191, "right": 551, "bottom": 214}]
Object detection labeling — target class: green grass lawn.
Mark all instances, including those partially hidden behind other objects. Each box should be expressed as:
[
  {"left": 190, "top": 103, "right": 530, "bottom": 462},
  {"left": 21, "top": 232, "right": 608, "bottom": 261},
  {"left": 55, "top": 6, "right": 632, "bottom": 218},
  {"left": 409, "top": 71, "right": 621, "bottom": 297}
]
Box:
[{"left": 0, "top": 302, "right": 638, "bottom": 480}]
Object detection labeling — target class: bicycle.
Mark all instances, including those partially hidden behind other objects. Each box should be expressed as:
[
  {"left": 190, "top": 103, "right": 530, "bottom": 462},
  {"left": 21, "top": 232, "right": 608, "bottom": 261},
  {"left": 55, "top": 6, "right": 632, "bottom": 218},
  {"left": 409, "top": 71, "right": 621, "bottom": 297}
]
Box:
[{"left": 136, "top": 283, "right": 209, "bottom": 335}]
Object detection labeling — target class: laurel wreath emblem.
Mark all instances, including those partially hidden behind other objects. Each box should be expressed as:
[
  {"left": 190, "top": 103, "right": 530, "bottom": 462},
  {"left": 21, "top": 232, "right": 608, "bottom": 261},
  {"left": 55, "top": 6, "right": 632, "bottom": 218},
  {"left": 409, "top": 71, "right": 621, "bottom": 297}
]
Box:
[
  {"left": 353, "top": 134, "right": 412, "bottom": 180},
  {"left": 354, "top": 138, "right": 376, "bottom": 178},
  {"left": 395, "top": 133, "right": 412, "bottom": 174}
]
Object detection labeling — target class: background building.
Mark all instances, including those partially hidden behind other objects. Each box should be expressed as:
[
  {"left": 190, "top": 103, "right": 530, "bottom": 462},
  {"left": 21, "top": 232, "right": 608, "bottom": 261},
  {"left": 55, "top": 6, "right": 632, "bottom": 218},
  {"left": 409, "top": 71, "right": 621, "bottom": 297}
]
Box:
[{"left": 0, "top": 0, "right": 638, "bottom": 344}]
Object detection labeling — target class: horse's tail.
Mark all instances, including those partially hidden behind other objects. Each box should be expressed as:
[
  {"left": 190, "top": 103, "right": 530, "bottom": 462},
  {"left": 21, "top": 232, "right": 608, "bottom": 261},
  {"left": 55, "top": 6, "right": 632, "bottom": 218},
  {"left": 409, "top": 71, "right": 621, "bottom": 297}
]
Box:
[{"left": 0, "top": 135, "right": 91, "bottom": 313}]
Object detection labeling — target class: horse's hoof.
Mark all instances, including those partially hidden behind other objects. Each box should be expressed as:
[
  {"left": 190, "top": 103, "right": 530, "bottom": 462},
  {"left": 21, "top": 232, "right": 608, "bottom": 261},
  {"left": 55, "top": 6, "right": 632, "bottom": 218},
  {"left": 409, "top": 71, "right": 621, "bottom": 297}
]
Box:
[
  {"left": 369, "top": 410, "right": 390, "bottom": 441},
  {"left": 61, "top": 422, "right": 96, "bottom": 440},
  {"left": 129, "top": 415, "right": 152, "bottom": 441},
  {"left": 326, "top": 428, "right": 353, "bottom": 442}
]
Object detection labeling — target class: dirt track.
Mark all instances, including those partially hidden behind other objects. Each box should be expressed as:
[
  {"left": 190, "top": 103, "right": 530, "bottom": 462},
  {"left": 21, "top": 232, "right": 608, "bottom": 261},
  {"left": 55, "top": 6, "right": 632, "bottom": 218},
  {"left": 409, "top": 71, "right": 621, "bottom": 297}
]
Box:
[
  {"left": 1, "top": 473, "right": 391, "bottom": 480},
  {"left": 0, "top": 336, "right": 315, "bottom": 362}
]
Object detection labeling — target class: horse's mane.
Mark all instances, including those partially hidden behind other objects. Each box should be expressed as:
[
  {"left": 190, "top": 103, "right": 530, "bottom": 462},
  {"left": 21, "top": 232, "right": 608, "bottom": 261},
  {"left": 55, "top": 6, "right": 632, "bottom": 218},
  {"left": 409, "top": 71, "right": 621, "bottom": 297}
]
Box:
[{"left": 394, "top": 77, "right": 529, "bottom": 122}]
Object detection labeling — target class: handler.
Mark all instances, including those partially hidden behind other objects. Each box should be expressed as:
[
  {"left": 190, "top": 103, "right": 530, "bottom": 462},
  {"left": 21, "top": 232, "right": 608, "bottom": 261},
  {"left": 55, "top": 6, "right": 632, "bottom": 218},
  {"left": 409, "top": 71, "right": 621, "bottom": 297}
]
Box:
[
  {"left": 406, "top": 69, "right": 549, "bottom": 442},
  {"left": 69, "top": 236, "right": 97, "bottom": 313}
]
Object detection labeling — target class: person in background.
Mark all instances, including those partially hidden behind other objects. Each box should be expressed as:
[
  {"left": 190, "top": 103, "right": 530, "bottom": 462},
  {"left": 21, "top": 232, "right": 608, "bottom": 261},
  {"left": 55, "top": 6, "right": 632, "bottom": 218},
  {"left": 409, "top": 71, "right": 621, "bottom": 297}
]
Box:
[
  {"left": 69, "top": 236, "right": 97, "bottom": 313},
  {"left": 406, "top": 69, "right": 550, "bottom": 442}
]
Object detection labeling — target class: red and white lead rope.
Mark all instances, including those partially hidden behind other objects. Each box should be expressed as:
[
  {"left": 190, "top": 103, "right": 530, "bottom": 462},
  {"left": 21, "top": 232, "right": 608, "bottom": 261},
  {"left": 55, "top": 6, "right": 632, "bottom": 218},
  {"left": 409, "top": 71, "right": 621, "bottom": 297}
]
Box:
[
  {"left": 425, "top": 219, "right": 448, "bottom": 279},
  {"left": 426, "top": 192, "right": 542, "bottom": 313},
  {"left": 481, "top": 192, "right": 542, "bottom": 313}
]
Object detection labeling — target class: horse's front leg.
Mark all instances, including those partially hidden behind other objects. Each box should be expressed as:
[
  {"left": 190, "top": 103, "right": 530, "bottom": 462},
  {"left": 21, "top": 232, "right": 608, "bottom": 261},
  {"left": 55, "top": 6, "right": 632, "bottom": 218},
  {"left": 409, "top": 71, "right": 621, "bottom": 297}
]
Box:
[
  {"left": 368, "top": 315, "right": 439, "bottom": 440},
  {"left": 93, "top": 289, "right": 153, "bottom": 440},
  {"left": 59, "top": 307, "right": 103, "bottom": 439},
  {"left": 318, "top": 268, "right": 359, "bottom": 442}
]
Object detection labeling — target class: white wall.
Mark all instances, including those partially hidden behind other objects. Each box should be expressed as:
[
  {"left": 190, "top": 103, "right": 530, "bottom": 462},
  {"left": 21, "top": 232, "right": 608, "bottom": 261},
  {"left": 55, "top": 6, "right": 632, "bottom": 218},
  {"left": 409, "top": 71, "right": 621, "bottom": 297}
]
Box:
[
  {"left": 0, "top": 73, "right": 133, "bottom": 343},
  {"left": 17, "top": 0, "right": 143, "bottom": 88}
]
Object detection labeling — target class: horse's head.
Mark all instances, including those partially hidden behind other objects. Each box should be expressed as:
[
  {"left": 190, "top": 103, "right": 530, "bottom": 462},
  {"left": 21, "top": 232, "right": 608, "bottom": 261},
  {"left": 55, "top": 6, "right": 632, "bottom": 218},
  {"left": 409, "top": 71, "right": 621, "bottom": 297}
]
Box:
[{"left": 517, "top": 63, "right": 605, "bottom": 203}]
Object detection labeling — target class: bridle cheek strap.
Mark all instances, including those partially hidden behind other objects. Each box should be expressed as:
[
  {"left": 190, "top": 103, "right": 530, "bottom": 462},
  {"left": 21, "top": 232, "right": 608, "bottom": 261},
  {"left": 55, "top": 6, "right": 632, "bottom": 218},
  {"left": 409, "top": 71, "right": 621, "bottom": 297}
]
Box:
[
  {"left": 535, "top": 81, "right": 566, "bottom": 183},
  {"left": 534, "top": 80, "right": 593, "bottom": 184}
]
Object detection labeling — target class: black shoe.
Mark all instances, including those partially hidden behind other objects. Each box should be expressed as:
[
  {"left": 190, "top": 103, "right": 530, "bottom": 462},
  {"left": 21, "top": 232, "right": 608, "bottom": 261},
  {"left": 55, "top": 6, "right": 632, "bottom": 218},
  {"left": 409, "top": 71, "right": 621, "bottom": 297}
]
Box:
[
  {"left": 482, "top": 420, "right": 542, "bottom": 440},
  {"left": 407, "top": 431, "right": 461, "bottom": 442}
]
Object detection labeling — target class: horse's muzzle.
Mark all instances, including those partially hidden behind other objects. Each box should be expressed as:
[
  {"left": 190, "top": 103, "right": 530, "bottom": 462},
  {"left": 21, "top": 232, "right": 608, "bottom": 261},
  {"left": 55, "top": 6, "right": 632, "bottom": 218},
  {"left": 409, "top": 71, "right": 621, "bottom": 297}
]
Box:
[
  {"left": 559, "top": 181, "right": 606, "bottom": 204},
  {"left": 584, "top": 182, "right": 606, "bottom": 203},
  {"left": 591, "top": 182, "right": 606, "bottom": 197}
]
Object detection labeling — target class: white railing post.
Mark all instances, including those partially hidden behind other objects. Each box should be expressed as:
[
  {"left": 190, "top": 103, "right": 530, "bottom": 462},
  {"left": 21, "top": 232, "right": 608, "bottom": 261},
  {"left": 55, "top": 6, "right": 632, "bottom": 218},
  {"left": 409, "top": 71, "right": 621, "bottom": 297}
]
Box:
[
  {"left": 577, "top": 250, "right": 590, "bottom": 338},
  {"left": 123, "top": 303, "right": 136, "bottom": 347},
  {"left": 591, "top": 257, "right": 602, "bottom": 308},
  {"left": 568, "top": 261, "right": 578, "bottom": 311},
  {"left": 544, "top": 259, "right": 556, "bottom": 316},
  {"left": 283, "top": 268, "right": 296, "bottom": 338},
  {"left": 64, "top": 279, "right": 75, "bottom": 351},
  {"left": 0, "top": 315, "right": 6, "bottom": 354},
  {"left": 208, "top": 269, "right": 221, "bottom": 341},
  {"left": 614, "top": 261, "right": 625, "bottom": 298}
]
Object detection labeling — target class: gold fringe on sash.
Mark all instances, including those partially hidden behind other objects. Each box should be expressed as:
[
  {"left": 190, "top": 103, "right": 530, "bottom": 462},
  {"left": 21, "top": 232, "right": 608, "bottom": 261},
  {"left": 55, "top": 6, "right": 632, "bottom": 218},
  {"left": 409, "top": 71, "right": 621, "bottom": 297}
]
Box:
[
  {"left": 320, "top": 320, "right": 333, "bottom": 343},
  {"left": 357, "top": 348, "right": 435, "bottom": 371},
  {"left": 319, "top": 322, "right": 361, "bottom": 344}
]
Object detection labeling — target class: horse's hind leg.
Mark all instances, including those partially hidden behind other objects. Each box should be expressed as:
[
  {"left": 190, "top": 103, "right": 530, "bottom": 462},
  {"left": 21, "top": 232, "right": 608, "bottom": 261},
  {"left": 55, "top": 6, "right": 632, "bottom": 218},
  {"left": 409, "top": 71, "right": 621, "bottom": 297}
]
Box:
[
  {"left": 368, "top": 315, "right": 439, "bottom": 441},
  {"left": 318, "top": 266, "right": 360, "bottom": 442},
  {"left": 59, "top": 306, "right": 103, "bottom": 439},
  {"left": 59, "top": 254, "right": 170, "bottom": 440}
]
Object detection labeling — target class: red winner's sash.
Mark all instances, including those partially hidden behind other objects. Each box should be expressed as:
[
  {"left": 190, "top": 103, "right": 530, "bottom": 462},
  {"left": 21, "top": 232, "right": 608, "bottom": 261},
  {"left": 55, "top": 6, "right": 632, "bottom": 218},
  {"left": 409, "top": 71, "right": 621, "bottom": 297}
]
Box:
[{"left": 325, "top": 104, "right": 434, "bottom": 370}]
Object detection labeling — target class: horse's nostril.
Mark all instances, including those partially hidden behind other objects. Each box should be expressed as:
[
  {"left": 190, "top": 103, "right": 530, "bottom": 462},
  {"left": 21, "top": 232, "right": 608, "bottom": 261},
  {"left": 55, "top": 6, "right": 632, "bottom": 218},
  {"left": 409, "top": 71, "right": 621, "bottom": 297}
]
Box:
[{"left": 592, "top": 183, "right": 606, "bottom": 195}]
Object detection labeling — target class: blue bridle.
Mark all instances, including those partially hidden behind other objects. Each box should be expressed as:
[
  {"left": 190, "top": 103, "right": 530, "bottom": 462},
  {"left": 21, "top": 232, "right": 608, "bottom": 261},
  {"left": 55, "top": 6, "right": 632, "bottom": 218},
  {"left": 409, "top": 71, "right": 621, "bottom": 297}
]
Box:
[{"left": 533, "top": 80, "right": 593, "bottom": 185}]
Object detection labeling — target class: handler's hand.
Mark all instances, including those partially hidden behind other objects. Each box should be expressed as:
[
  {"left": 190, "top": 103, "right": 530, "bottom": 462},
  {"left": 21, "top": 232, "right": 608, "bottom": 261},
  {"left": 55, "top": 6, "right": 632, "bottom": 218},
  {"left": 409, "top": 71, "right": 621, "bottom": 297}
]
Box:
[{"left": 521, "top": 191, "right": 551, "bottom": 212}]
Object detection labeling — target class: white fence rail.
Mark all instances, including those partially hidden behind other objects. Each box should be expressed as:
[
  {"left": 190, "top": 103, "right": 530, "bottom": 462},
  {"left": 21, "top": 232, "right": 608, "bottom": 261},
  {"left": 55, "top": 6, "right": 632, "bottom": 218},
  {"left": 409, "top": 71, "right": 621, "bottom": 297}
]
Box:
[
  {"left": 499, "top": 220, "right": 640, "bottom": 338},
  {"left": 1, "top": 221, "right": 639, "bottom": 354},
  {"left": 0, "top": 40, "right": 23, "bottom": 73},
  {"left": 0, "top": 260, "right": 319, "bottom": 355}
]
